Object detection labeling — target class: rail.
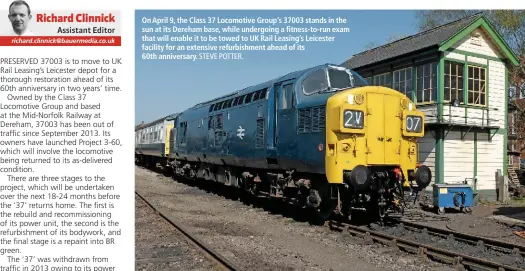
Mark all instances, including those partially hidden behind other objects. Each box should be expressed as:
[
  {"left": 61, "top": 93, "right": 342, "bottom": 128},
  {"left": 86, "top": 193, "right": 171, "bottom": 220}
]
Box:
[
  {"left": 391, "top": 219, "right": 525, "bottom": 257},
  {"left": 417, "top": 102, "right": 501, "bottom": 130},
  {"left": 135, "top": 191, "right": 242, "bottom": 271},
  {"left": 342, "top": 223, "right": 524, "bottom": 271}
]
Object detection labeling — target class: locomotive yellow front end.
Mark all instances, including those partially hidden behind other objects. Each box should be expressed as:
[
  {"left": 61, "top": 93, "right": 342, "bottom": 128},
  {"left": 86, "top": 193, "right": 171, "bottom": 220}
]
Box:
[{"left": 325, "top": 86, "right": 431, "bottom": 219}]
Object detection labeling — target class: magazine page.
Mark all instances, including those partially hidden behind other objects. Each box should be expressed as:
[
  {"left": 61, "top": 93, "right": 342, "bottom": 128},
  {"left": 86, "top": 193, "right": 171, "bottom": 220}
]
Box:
[
  {"left": 0, "top": 0, "right": 131, "bottom": 270},
  {"left": 2, "top": 1, "right": 525, "bottom": 270}
]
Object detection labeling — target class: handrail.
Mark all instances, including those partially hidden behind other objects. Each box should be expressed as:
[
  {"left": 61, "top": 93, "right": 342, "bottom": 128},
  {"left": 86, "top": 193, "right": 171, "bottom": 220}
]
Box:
[{"left": 416, "top": 102, "right": 501, "bottom": 128}]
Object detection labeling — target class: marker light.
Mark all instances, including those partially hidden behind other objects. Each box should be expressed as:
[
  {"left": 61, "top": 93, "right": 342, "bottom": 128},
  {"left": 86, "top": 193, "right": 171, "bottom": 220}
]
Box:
[{"left": 347, "top": 94, "right": 354, "bottom": 104}]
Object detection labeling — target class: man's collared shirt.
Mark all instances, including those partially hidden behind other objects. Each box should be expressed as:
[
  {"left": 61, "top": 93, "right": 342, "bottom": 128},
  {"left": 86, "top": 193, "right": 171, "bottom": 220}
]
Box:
[{"left": 4, "top": 28, "right": 35, "bottom": 36}]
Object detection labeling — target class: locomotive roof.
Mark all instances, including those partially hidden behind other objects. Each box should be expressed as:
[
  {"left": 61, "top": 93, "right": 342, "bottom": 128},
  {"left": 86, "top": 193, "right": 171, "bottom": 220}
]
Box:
[
  {"left": 136, "top": 113, "right": 177, "bottom": 130},
  {"left": 188, "top": 63, "right": 341, "bottom": 110},
  {"left": 165, "top": 112, "right": 180, "bottom": 121}
]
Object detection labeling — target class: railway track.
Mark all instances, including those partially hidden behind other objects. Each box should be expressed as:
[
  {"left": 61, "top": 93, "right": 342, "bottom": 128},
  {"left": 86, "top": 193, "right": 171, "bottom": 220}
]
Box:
[
  {"left": 138, "top": 165, "right": 525, "bottom": 271},
  {"left": 328, "top": 217, "right": 525, "bottom": 271},
  {"left": 343, "top": 223, "right": 523, "bottom": 271},
  {"left": 135, "top": 191, "right": 242, "bottom": 271},
  {"left": 392, "top": 219, "right": 525, "bottom": 258}
]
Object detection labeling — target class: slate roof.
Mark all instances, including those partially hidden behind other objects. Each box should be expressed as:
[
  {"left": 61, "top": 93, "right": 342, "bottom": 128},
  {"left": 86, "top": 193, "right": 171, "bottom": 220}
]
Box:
[
  {"left": 135, "top": 122, "right": 145, "bottom": 131},
  {"left": 342, "top": 13, "right": 483, "bottom": 70}
]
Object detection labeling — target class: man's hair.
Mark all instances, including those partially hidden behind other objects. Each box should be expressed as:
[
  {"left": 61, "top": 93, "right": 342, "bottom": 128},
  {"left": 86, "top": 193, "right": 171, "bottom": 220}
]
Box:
[{"left": 9, "top": 0, "right": 31, "bottom": 15}]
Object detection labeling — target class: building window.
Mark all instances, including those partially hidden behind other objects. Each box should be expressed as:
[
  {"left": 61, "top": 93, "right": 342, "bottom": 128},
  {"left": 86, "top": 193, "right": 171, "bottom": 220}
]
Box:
[
  {"left": 512, "top": 83, "right": 525, "bottom": 99},
  {"left": 444, "top": 61, "right": 464, "bottom": 104},
  {"left": 467, "top": 65, "right": 487, "bottom": 106},
  {"left": 373, "top": 72, "right": 392, "bottom": 88},
  {"left": 364, "top": 77, "right": 372, "bottom": 85},
  {"left": 470, "top": 33, "right": 482, "bottom": 46},
  {"left": 509, "top": 86, "right": 517, "bottom": 100},
  {"left": 511, "top": 112, "right": 516, "bottom": 135},
  {"left": 393, "top": 67, "right": 413, "bottom": 100},
  {"left": 416, "top": 62, "right": 437, "bottom": 103}
]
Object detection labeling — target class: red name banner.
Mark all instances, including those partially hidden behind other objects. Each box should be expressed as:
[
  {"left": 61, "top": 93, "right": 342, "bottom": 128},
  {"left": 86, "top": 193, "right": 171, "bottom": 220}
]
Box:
[{"left": 0, "top": 36, "right": 121, "bottom": 46}]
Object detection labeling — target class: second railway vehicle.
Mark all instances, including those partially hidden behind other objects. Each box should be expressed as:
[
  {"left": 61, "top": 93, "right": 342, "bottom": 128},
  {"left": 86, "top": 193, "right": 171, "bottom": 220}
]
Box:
[{"left": 135, "top": 63, "right": 432, "bottom": 222}]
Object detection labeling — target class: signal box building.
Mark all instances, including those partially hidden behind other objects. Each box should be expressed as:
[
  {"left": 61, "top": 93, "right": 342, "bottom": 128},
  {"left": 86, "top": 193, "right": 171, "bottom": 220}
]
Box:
[{"left": 342, "top": 14, "right": 520, "bottom": 199}]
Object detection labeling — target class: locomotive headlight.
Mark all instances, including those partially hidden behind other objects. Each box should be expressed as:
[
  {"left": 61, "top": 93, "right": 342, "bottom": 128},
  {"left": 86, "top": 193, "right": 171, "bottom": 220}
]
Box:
[
  {"left": 414, "top": 164, "right": 432, "bottom": 190},
  {"left": 354, "top": 94, "right": 364, "bottom": 105}
]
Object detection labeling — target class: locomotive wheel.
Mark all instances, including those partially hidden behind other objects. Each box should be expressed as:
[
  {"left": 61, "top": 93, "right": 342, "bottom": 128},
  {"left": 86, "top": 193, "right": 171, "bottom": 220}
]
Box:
[{"left": 377, "top": 206, "right": 387, "bottom": 226}]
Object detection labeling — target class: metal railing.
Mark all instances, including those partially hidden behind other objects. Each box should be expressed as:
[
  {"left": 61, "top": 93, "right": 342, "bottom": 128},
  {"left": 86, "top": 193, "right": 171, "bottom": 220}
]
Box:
[{"left": 417, "top": 102, "right": 501, "bottom": 129}]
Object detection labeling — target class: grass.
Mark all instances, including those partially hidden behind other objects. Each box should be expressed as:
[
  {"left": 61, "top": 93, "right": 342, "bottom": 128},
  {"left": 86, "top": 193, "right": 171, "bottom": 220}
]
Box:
[{"left": 509, "top": 197, "right": 525, "bottom": 206}]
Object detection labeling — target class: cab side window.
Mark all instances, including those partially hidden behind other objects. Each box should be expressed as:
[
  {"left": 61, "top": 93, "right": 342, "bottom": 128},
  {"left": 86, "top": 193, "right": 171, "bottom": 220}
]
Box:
[{"left": 278, "top": 84, "right": 294, "bottom": 110}]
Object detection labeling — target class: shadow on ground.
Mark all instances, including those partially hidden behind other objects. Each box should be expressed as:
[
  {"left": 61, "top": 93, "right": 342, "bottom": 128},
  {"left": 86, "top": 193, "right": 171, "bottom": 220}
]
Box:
[
  {"left": 138, "top": 165, "right": 387, "bottom": 227},
  {"left": 493, "top": 206, "right": 525, "bottom": 221}
]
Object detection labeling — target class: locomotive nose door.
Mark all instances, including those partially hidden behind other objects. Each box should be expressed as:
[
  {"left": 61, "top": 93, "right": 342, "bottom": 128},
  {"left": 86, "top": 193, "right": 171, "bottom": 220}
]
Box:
[
  {"left": 365, "top": 92, "right": 401, "bottom": 165},
  {"left": 164, "top": 122, "right": 174, "bottom": 156},
  {"left": 383, "top": 94, "right": 402, "bottom": 165},
  {"left": 366, "top": 92, "right": 386, "bottom": 164}
]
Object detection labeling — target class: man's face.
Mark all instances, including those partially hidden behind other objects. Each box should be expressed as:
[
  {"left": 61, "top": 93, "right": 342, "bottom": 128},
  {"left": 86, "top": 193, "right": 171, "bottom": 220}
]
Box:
[{"left": 8, "top": 4, "right": 31, "bottom": 34}]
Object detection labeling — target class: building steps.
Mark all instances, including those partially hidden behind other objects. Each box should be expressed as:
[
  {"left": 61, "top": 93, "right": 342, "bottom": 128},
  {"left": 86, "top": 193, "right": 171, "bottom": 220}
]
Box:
[{"left": 508, "top": 168, "right": 521, "bottom": 187}]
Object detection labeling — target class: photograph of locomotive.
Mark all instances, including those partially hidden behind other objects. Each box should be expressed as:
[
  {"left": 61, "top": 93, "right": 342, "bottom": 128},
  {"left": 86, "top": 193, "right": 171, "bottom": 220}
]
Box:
[{"left": 135, "top": 63, "right": 433, "bottom": 223}]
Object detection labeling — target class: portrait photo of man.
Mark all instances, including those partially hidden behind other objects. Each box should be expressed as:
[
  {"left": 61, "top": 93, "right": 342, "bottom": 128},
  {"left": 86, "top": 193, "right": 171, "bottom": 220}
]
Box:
[{"left": 6, "top": 0, "right": 34, "bottom": 36}]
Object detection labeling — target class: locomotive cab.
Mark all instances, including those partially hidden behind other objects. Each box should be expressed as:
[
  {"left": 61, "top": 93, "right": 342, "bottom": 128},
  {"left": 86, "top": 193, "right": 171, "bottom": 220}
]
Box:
[
  {"left": 325, "top": 87, "right": 428, "bottom": 185},
  {"left": 291, "top": 65, "right": 431, "bottom": 221},
  {"left": 325, "top": 85, "right": 432, "bottom": 219}
]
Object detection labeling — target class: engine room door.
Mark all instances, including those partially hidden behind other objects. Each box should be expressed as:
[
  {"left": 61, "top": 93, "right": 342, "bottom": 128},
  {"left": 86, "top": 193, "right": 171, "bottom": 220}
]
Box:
[
  {"left": 365, "top": 93, "right": 401, "bottom": 165},
  {"left": 274, "top": 81, "right": 296, "bottom": 156}
]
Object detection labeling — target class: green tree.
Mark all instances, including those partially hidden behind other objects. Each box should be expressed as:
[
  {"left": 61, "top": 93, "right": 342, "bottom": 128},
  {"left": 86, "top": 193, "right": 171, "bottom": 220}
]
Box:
[
  {"left": 416, "top": 10, "right": 525, "bottom": 85},
  {"left": 416, "top": 10, "right": 525, "bottom": 152}
]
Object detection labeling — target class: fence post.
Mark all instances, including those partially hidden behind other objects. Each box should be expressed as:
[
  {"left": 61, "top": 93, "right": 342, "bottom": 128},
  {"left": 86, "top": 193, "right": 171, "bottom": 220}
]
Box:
[
  {"left": 503, "top": 175, "right": 509, "bottom": 203},
  {"left": 495, "top": 169, "right": 509, "bottom": 203},
  {"left": 496, "top": 170, "right": 500, "bottom": 202}
]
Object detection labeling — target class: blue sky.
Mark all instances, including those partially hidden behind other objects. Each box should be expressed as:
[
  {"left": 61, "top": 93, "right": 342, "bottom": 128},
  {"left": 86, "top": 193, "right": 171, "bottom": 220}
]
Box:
[{"left": 135, "top": 10, "right": 419, "bottom": 124}]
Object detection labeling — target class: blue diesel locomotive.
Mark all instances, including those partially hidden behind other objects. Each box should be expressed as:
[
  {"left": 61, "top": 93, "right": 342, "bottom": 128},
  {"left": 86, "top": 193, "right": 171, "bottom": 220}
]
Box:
[{"left": 136, "top": 63, "right": 432, "bottom": 221}]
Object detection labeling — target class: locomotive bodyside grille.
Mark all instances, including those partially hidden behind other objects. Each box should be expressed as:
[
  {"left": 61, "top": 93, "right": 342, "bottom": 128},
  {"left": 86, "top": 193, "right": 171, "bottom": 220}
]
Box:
[
  {"left": 298, "top": 106, "right": 326, "bottom": 134},
  {"left": 255, "top": 118, "right": 264, "bottom": 149}
]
